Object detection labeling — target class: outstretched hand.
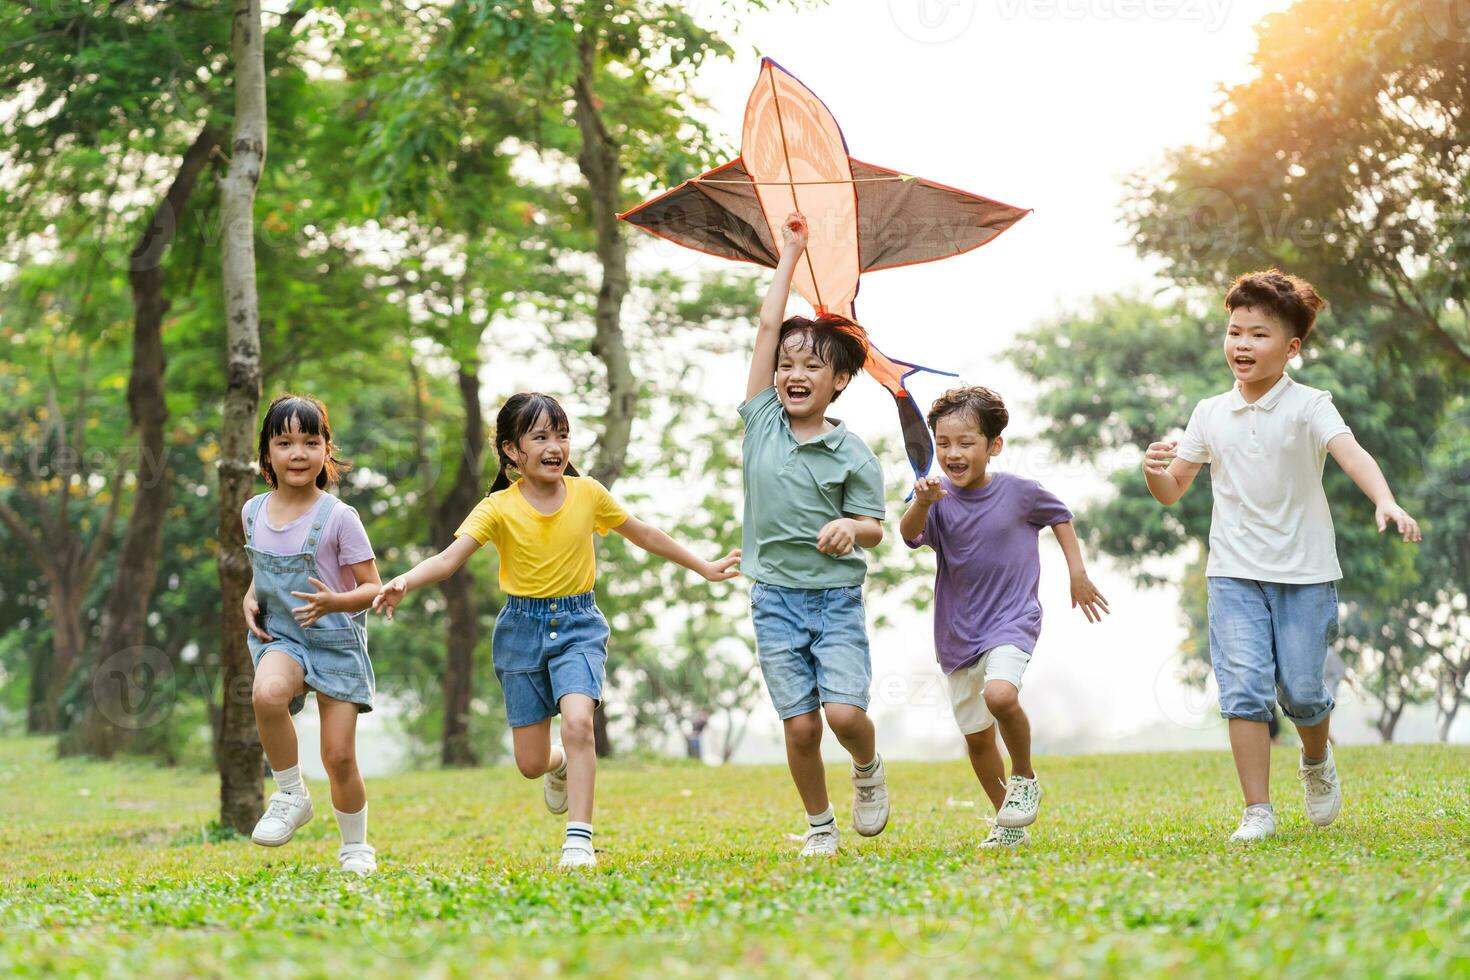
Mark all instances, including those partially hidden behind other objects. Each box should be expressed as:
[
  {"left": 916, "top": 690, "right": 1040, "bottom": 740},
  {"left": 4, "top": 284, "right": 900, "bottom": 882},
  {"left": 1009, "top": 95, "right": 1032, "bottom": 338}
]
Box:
[
  {"left": 913, "top": 475, "right": 947, "bottom": 505},
  {"left": 1376, "top": 503, "right": 1422, "bottom": 543},
  {"left": 702, "top": 549, "right": 742, "bottom": 582},
  {"left": 372, "top": 576, "right": 409, "bottom": 621},
  {"left": 1070, "top": 572, "right": 1110, "bottom": 624}
]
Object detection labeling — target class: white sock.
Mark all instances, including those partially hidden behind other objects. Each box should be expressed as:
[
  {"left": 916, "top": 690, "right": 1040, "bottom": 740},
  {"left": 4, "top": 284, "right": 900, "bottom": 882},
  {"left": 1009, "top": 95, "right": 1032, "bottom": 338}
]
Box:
[
  {"left": 334, "top": 804, "right": 368, "bottom": 845},
  {"left": 551, "top": 745, "right": 568, "bottom": 776},
  {"left": 807, "top": 805, "right": 835, "bottom": 830},
  {"left": 273, "top": 764, "right": 306, "bottom": 797},
  {"left": 564, "top": 820, "right": 593, "bottom": 849}
]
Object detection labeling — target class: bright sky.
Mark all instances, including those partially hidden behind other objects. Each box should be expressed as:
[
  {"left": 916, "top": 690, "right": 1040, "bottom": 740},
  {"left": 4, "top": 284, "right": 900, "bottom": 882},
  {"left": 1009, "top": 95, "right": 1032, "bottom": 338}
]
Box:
[{"left": 612, "top": 0, "right": 1455, "bottom": 762}]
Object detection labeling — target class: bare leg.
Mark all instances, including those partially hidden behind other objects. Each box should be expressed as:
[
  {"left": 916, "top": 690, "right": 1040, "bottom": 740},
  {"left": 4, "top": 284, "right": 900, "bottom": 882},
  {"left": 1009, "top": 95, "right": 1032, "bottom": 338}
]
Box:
[
  {"left": 1228, "top": 718, "right": 1272, "bottom": 805},
  {"left": 558, "top": 694, "right": 597, "bottom": 825},
  {"left": 783, "top": 710, "right": 829, "bottom": 815},
  {"left": 251, "top": 651, "right": 306, "bottom": 771},
  {"left": 510, "top": 718, "right": 557, "bottom": 779},
  {"left": 964, "top": 724, "right": 1007, "bottom": 811},
  {"left": 822, "top": 702, "right": 876, "bottom": 767},
  {"left": 1296, "top": 715, "right": 1331, "bottom": 761},
  {"left": 983, "top": 681, "right": 1033, "bottom": 779},
  {"left": 317, "top": 694, "right": 366, "bottom": 813}
]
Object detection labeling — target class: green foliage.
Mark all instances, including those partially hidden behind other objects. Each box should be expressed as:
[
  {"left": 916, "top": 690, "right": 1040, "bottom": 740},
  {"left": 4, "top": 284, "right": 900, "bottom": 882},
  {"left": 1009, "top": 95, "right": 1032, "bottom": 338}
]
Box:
[{"left": 2, "top": 736, "right": 1468, "bottom": 975}]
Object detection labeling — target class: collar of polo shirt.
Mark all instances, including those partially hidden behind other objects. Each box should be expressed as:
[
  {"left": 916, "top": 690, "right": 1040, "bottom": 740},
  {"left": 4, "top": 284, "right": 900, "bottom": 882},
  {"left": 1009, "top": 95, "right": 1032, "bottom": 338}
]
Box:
[{"left": 1228, "top": 372, "right": 1294, "bottom": 413}]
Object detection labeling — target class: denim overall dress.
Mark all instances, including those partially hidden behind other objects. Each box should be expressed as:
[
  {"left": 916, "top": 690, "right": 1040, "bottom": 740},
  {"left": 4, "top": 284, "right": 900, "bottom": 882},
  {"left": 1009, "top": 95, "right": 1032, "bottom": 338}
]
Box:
[{"left": 245, "top": 491, "right": 375, "bottom": 714}]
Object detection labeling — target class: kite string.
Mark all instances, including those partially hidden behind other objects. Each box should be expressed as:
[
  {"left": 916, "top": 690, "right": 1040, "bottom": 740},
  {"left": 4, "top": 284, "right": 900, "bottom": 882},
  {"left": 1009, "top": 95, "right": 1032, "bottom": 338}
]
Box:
[{"left": 693, "top": 176, "right": 911, "bottom": 185}]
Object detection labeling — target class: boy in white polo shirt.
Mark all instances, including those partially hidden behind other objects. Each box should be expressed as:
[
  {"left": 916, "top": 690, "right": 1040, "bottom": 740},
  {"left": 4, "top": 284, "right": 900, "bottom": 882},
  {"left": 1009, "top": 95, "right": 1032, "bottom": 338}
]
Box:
[{"left": 1142, "top": 270, "right": 1421, "bottom": 844}]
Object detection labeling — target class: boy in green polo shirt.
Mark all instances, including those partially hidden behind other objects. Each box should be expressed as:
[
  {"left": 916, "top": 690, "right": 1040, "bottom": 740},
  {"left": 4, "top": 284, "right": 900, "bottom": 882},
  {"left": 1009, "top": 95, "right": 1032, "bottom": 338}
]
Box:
[{"left": 740, "top": 211, "right": 890, "bottom": 858}]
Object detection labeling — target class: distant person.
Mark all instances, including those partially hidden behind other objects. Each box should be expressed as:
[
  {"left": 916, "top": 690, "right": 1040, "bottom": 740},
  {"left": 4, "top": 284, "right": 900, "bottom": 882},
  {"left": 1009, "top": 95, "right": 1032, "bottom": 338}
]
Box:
[
  {"left": 373, "top": 393, "right": 738, "bottom": 870},
  {"left": 900, "top": 386, "right": 1109, "bottom": 849},
  {"left": 1143, "top": 270, "right": 1421, "bottom": 844},
  {"left": 241, "top": 394, "right": 383, "bottom": 875},
  {"left": 687, "top": 708, "right": 711, "bottom": 760}
]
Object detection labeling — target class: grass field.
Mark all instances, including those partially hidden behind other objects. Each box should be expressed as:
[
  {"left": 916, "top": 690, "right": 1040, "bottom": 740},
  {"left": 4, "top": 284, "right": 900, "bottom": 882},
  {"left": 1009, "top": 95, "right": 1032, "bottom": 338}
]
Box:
[{"left": 1, "top": 737, "right": 1467, "bottom": 978}]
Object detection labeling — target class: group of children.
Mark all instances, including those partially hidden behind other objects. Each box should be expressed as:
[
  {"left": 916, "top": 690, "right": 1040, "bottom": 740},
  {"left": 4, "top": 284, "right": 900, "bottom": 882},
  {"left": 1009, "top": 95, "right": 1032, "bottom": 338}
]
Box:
[{"left": 239, "top": 211, "right": 1421, "bottom": 874}]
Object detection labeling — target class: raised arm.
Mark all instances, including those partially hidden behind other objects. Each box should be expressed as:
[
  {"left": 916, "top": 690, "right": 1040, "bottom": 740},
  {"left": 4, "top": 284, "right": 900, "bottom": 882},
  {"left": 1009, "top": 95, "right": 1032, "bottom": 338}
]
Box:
[
  {"left": 372, "top": 535, "right": 481, "bottom": 620},
  {"left": 746, "top": 212, "right": 808, "bottom": 403},
  {"left": 899, "top": 475, "right": 946, "bottom": 545},
  {"left": 1327, "top": 432, "right": 1422, "bottom": 541},
  {"left": 613, "top": 515, "right": 741, "bottom": 582}
]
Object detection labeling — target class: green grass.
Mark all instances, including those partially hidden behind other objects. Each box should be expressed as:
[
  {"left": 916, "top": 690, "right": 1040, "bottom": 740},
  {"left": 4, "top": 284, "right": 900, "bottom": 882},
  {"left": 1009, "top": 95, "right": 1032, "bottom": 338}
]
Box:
[{"left": 1, "top": 737, "right": 1467, "bottom": 978}]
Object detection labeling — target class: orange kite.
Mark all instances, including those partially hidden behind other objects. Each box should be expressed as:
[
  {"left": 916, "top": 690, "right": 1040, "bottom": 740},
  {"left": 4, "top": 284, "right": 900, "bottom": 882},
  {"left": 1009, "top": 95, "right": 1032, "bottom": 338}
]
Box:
[{"left": 620, "top": 57, "right": 1030, "bottom": 476}]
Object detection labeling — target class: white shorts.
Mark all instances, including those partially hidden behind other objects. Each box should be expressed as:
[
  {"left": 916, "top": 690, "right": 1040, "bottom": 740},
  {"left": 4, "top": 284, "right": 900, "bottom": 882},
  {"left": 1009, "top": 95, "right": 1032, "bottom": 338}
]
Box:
[{"left": 946, "top": 644, "right": 1032, "bottom": 735}]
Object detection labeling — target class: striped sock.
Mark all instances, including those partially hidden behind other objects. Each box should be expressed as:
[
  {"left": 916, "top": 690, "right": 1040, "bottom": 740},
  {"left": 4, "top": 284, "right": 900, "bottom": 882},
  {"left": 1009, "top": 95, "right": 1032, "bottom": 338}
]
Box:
[
  {"left": 807, "top": 805, "right": 835, "bottom": 831},
  {"left": 853, "top": 755, "right": 879, "bottom": 776},
  {"left": 564, "top": 821, "right": 593, "bottom": 849}
]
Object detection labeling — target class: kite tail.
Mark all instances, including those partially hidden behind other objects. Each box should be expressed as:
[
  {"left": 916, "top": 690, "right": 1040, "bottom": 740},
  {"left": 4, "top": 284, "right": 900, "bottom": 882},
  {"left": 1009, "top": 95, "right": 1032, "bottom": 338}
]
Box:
[{"left": 863, "top": 342, "right": 957, "bottom": 484}]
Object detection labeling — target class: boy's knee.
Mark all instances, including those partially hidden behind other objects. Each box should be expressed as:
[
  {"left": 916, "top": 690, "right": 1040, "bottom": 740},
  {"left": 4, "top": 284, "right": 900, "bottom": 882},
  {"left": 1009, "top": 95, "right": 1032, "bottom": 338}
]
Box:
[
  {"left": 561, "top": 711, "right": 595, "bottom": 749},
  {"left": 784, "top": 711, "right": 823, "bottom": 751},
  {"left": 964, "top": 723, "right": 997, "bottom": 753},
  {"left": 983, "top": 682, "right": 1020, "bottom": 716},
  {"left": 514, "top": 751, "right": 546, "bottom": 780},
  {"left": 822, "top": 703, "right": 869, "bottom": 739}
]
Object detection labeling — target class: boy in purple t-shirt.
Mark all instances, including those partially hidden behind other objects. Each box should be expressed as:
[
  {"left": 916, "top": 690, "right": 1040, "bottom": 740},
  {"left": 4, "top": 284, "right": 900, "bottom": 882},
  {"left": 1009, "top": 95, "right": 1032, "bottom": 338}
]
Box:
[{"left": 900, "top": 386, "right": 1109, "bottom": 848}]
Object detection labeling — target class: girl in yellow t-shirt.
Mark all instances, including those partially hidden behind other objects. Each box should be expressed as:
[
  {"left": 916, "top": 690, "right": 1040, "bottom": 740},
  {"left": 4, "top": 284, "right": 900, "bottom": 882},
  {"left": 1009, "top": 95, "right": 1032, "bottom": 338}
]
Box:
[{"left": 373, "top": 392, "right": 739, "bottom": 869}]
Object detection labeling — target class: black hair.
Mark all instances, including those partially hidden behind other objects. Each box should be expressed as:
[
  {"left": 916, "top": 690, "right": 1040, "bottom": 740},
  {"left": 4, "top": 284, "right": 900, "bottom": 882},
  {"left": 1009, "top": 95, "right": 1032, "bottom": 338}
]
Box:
[
  {"left": 489, "top": 392, "right": 581, "bottom": 493},
  {"left": 927, "top": 386, "right": 1009, "bottom": 441},
  {"left": 776, "top": 314, "right": 869, "bottom": 401},
  {"left": 256, "top": 393, "right": 349, "bottom": 489}
]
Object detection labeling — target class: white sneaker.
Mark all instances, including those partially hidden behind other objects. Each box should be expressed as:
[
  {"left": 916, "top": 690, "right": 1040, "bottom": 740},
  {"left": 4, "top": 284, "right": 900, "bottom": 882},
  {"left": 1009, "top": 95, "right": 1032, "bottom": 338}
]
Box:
[
  {"left": 1298, "top": 747, "right": 1342, "bottom": 827},
  {"left": 558, "top": 840, "right": 596, "bottom": 870},
  {"left": 980, "top": 823, "right": 1030, "bottom": 849},
  {"left": 251, "top": 791, "right": 314, "bottom": 847},
  {"left": 800, "top": 823, "right": 840, "bottom": 858},
  {"left": 995, "top": 774, "right": 1041, "bottom": 828},
  {"left": 851, "top": 755, "right": 889, "bottom": 837},
  {"left": 1228, "top": 805, "right": 1277, "bottom": 843},
  {"left": 337, "top": 842, "right": 377, "bottom": 875},
  {"left": 543, "top": 745, "right": 569, "bottom": 815}
]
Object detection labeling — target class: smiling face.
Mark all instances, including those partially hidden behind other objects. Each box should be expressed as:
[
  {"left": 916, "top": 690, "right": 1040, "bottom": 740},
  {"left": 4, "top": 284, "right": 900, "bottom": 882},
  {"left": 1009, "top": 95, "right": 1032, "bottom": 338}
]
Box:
[
  {"left": 776, "top": 332, "right": 849, "bottom": 421},
  {"left": 933, "top": 412, "right": 1001, "bottom": 489},
  {"left": 267, "top": 415, "right": 327, "bottom": 490},
  {"left": 503, "top": 411, "right": 570, "bottom": 486},
  {"left": 1225, "top": 305, "right": 1300, "bottom": 386}
]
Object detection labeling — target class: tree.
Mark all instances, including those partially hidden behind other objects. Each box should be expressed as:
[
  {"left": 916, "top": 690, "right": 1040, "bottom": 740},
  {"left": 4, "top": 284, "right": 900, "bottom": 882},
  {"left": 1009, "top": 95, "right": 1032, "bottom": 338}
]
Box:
[
  {"left": 1126, "top": 0, "right": 1470, "bottom": 371},
  {"left": 216, "top": 0, "right": 270, "bottom": 833}
]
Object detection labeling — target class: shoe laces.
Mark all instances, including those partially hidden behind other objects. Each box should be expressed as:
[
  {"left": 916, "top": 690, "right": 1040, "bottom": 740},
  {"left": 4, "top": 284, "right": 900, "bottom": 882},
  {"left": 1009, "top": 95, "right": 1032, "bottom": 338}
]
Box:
[
  {"left": 265, "top": 795, "right": 295, "bottom": 821},
  {"left": 1241, "top": 807, "right": 1273, "bottom": 830},
  {"left": 1298, "top": 762, "right": 1335, "bottom": 795}
]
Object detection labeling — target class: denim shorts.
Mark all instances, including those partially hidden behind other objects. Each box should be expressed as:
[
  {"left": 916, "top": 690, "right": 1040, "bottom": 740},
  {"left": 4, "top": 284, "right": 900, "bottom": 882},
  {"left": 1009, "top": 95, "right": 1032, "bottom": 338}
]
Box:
[
  {"left": 1207, "top": 577, "right": 1340, "bottom": 726},
  {"left": 492, "top": 592, "right": 608, "bottom": 728},
  {"left": 750, "top": 582, "right": 872, "bottom": 719}
]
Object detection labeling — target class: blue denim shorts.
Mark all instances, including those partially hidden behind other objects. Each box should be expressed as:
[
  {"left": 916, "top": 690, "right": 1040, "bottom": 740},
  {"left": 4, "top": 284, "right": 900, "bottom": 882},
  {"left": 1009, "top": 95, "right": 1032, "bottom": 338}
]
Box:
[
  {"left": 492, "top": 592, "right": 608, "bottom": 728},
  {"left": 750, "top": 582, "right": 872, "bottom": 720},
  {"left": 1207, "top": 577, "right": 1340, "bottom": 726}
]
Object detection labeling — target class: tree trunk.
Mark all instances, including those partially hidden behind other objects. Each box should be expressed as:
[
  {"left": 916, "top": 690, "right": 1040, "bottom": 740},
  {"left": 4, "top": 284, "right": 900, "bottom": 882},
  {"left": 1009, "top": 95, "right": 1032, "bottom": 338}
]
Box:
[
  {"left": 216, "top": 0, "right": 267, "bottom": 835},
  {"left": 429, "top": 363, "right": 487, "bottom": 767},
  {"left": 572, "top": 34, "right": 634, "bottom": 759},
  {"left": 78, "top": 123, "right": 220, "bottom": 758}
]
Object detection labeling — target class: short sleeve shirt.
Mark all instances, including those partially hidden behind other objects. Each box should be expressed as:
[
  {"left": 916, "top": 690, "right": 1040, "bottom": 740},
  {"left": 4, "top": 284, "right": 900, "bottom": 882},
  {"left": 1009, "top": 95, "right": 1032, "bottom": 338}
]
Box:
[
  {"left": 455, "top": 476, "right": 628, "bottom": 598},
  {"left": 1176, "top": 373, "right": 1350, "bottom": 583},
  {"left": 241, "top": 492, "right": 375, "bottom": 594},
  {"left": 739, "top": 386, "right": 887, "bottom": 589},
  {"left": 903, "top": 473, "right": 1073, "bottom": 673}
]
